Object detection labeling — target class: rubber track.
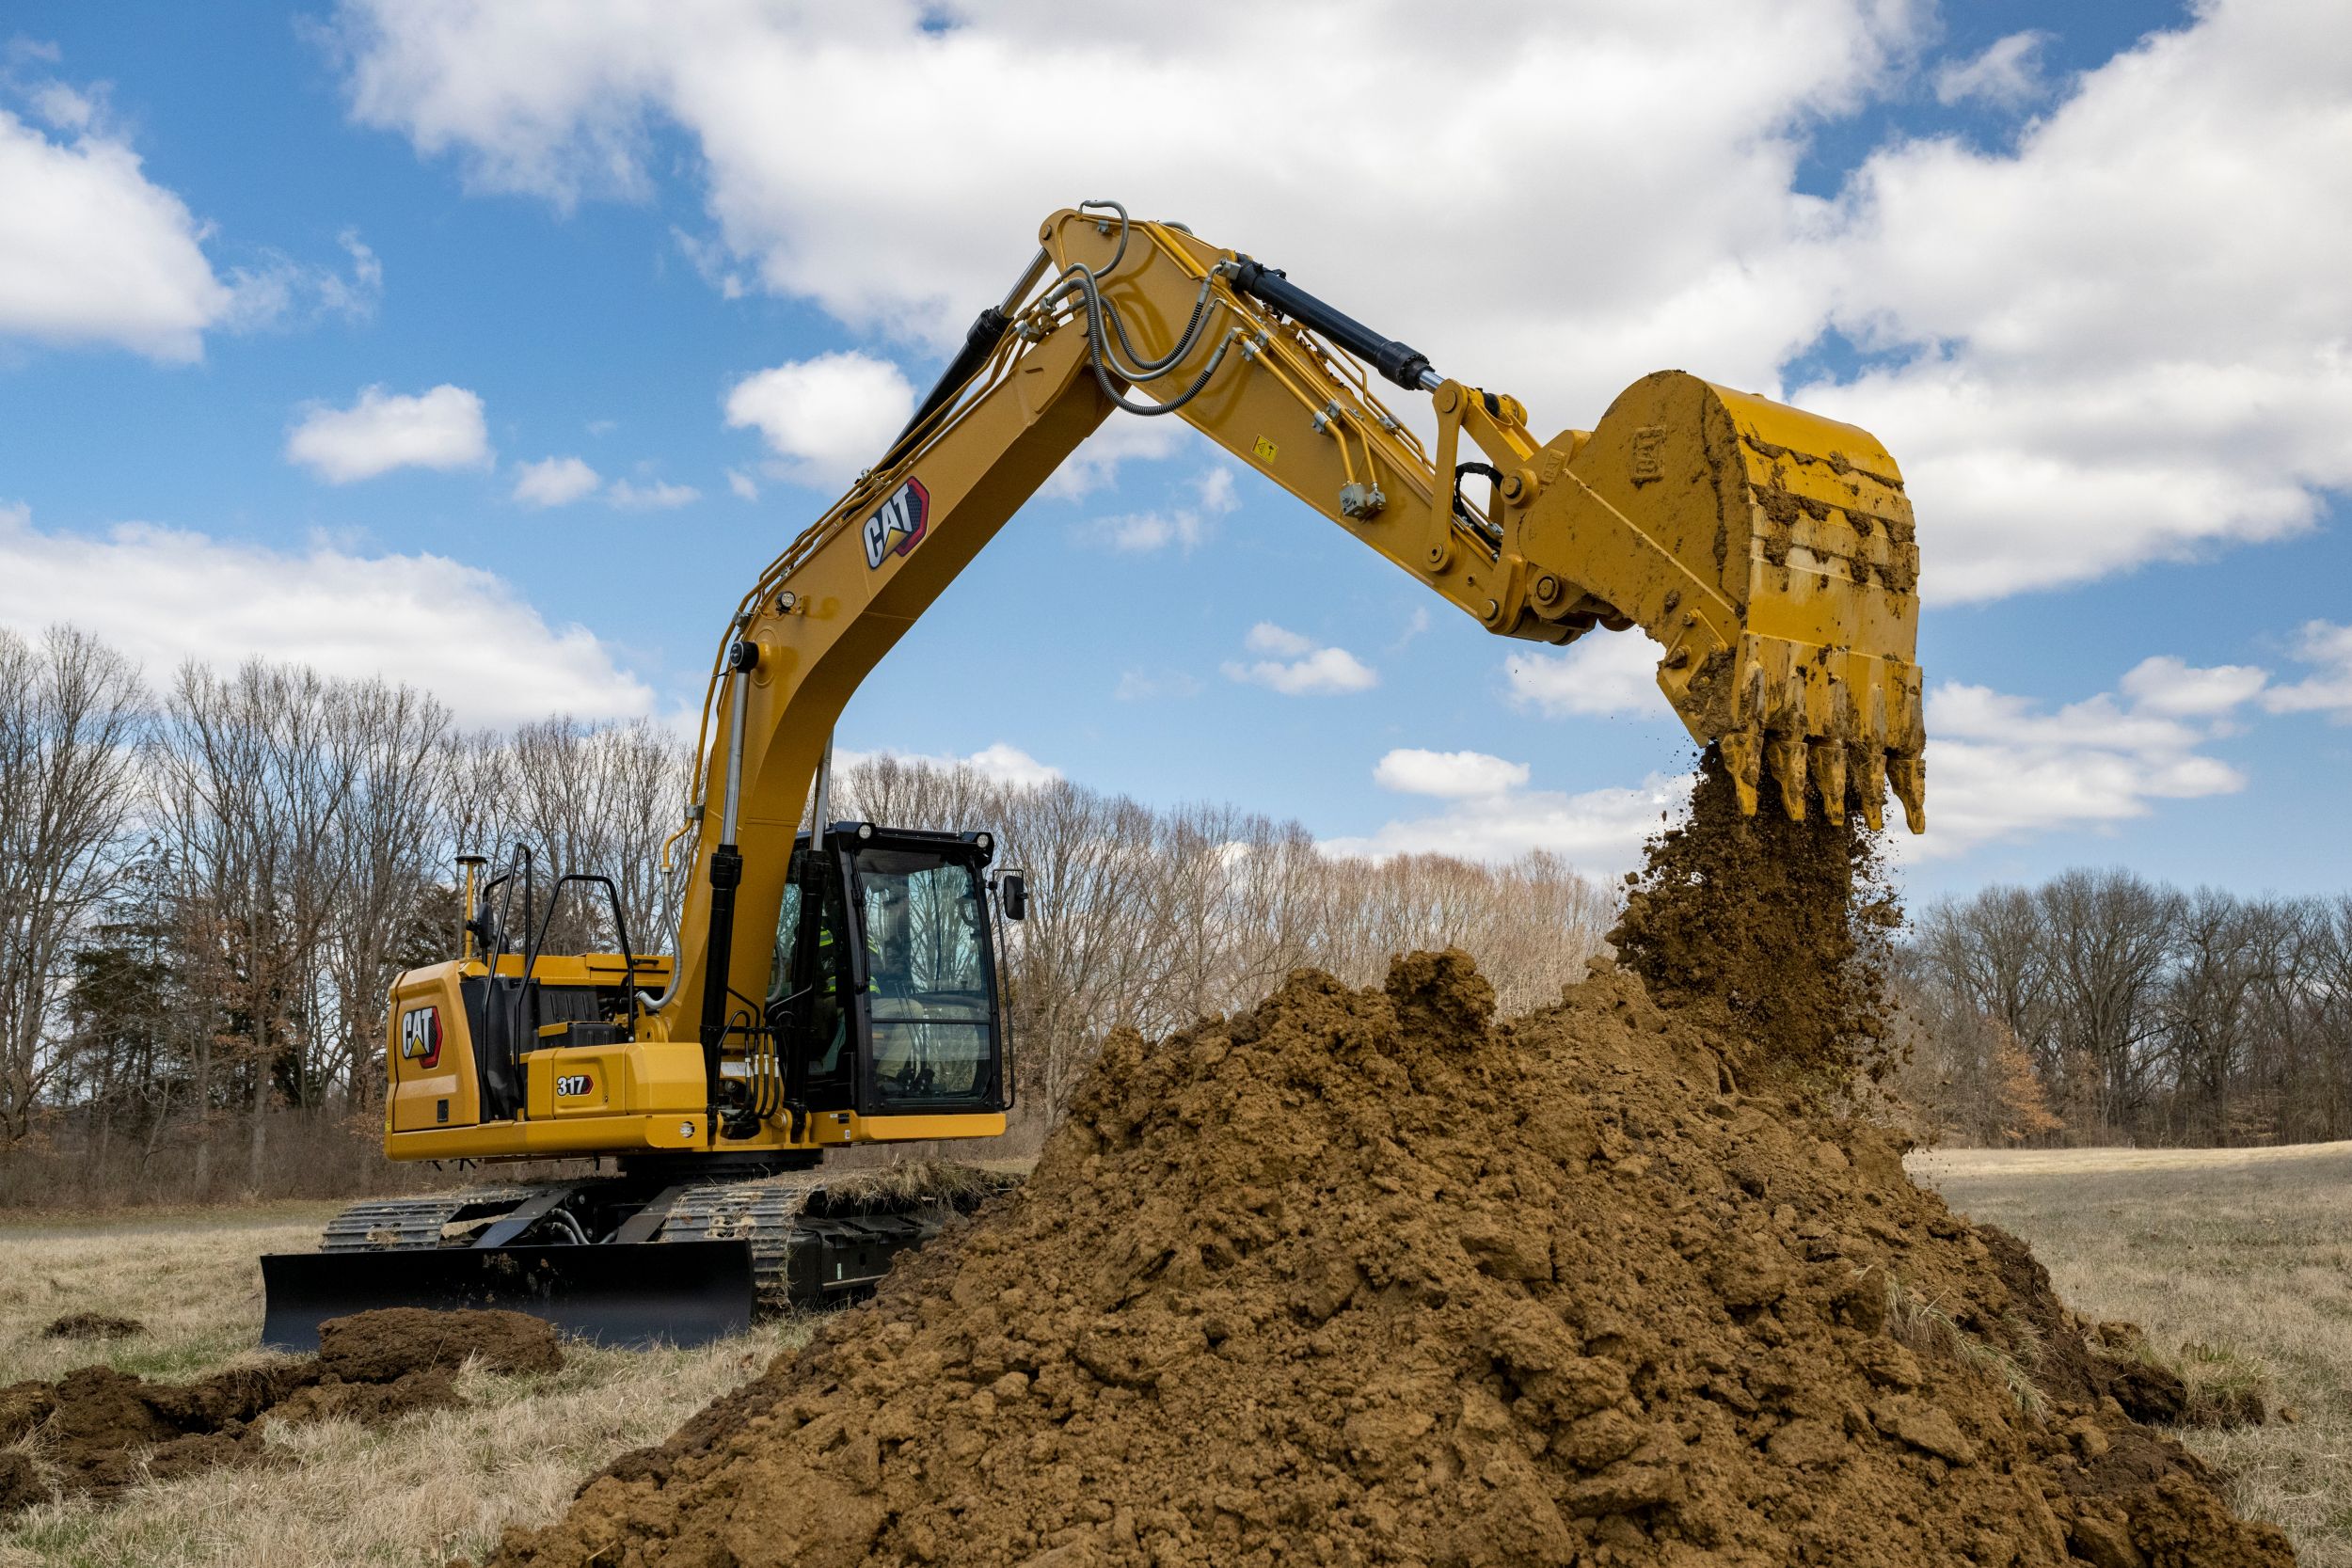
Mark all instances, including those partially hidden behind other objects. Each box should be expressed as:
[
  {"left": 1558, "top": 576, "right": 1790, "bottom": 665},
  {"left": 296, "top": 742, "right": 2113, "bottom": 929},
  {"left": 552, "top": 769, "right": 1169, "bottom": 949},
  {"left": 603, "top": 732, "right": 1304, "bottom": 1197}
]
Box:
[{"left": 316, "top": 1187, "right": 539, "bottom": 1252}]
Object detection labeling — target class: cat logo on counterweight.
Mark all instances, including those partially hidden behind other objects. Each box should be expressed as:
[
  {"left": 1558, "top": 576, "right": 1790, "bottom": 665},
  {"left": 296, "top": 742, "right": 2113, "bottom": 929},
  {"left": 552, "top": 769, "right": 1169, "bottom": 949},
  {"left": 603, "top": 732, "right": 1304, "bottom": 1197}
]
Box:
[{"left": 861, "top": 478, "right": 930, "bottom": 569}]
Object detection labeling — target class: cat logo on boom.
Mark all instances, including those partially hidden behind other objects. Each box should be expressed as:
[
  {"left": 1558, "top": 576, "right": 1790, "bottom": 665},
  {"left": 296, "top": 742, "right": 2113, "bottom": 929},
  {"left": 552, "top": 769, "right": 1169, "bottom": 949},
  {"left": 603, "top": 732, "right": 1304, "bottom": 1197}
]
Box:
[{"left": 861, "top": 478, "right": 930, "bottom": 569}]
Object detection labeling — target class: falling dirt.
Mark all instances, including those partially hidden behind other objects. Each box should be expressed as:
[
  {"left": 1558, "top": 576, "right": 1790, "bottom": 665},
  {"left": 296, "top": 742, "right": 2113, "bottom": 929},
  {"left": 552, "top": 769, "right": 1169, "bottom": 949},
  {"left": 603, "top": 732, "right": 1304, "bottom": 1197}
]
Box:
[
  {"left": 41, "top": 1312, "right": 144, "bottom": 1341},
  {"left": 1612, "top": 744, "right": 1901, "bottom": 1086},
  {"left": 483, "top": 950, "right": 2288, "bottom": 1568},
  {"left": 0, "top": 1308, "right": 560, "bottom": 1517}
]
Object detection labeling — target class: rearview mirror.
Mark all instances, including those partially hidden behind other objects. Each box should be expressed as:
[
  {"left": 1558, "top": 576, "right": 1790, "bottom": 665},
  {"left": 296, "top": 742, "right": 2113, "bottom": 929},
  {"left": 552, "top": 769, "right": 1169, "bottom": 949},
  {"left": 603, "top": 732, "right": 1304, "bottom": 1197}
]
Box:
[{"left": 997, "top": 870, "right": 1028, "bottom": 922}]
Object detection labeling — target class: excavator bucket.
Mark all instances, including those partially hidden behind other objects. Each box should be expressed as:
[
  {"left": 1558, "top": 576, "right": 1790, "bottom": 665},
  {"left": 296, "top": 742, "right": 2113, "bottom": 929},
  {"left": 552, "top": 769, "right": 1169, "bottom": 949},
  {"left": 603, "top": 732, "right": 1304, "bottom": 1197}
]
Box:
[
  {"left": 259, "top": 1241, "right": 755, "bottom": 1352},
  {"left": 1516, "top": 371, "right": 1925, "bottom": 830}
]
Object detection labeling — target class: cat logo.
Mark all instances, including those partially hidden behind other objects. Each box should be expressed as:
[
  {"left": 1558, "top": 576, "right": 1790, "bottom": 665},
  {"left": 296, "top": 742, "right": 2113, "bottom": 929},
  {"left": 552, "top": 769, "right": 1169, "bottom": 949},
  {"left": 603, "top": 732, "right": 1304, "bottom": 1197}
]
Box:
[
  {"left": 397, "top": 1006, "right": 442, "bottom": 1070},
  {"left": 861, "top": 478, "right": 930, "bottom": 569}
]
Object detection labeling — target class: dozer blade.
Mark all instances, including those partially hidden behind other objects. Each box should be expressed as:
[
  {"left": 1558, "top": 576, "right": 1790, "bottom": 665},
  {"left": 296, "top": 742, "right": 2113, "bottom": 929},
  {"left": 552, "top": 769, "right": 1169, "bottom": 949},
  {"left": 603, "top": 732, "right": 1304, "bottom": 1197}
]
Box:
[
  {"left": 259, "top": 1241, "right": 755, "bottom": 1352},
  {"left": 1515, "top": 370, "right": 1926, "bottom": 831}
]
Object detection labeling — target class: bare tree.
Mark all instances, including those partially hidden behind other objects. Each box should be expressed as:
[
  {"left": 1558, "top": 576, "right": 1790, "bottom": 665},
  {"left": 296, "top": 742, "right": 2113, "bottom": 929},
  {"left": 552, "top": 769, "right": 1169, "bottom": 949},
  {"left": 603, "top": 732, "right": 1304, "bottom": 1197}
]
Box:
[{"left": 0, "top": 627, "right": 144, "bottom": 1149}]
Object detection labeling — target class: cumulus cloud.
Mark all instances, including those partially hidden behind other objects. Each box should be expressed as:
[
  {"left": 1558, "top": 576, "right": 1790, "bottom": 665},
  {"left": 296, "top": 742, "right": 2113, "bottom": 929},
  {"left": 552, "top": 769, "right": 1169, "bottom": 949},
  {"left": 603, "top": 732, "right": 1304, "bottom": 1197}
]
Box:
[
  {"left": 606, "top": 477, "right": 700, "bottom": 509},
  {"left": 726, "top": 467, "right": 759, "bottom": 501},
  {"left": 1089, "top": 466, "right": 1238, "bottom": 555},
  {"left": 837, "top": 740, "right": 1061, "bottom": 790},
  {"left": 1908, "top": 671, "right": 2256, "bottom": 861},
  {"left": 1503, "top": 631, "right": 1672, "bottom": 721},
  {"left": 513, "top": 454, "right": 601, "bottom": 507},
  {"left": 1222, "top": 623, "right": 1376, "bottom": 696},
  {"left": 1325, "top": 769, "right": 1689, "bottom": 873},
  {"left": 1800, "top": 3, "right": 2352, "bottom": 600},
  {"left": 2262, "top": 621, "right": 2352, "bottom": 722},
  {"left": 2118, "top": 655, "right": 2270, "bottom": 721},
  {"left": 0, "top": 501, "right": 651, "bottom": 726},
  {"left": 286, "top": 383, "right": 493, "bottom": 483},
  {"left": 724, "top": 350, "right": 913, "bottom": 489},
  {"left": 1932, "top": 31, "right": 2051, "bottom": 108},
  {"left": 0, "top": 99, "right": 233, "bottom": 360},
  {"left": 1374, "top": 749, "right": 1531, "bottom": 798},
  {"left": 327, "top": 1, "right": 2352, "bottom": 607}
]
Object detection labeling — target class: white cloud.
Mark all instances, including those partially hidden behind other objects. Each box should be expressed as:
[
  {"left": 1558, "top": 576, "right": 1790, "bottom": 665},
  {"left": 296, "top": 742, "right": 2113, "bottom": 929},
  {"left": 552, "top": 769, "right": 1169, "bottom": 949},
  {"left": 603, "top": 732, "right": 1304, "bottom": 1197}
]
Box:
[
  {"left": 1933, "top": 31, "right": 2050, "bottom": 108},
  {"left": 0, "top": 501, "right": 651, "bottom": 726},
  {"left": 286, "top": 383, "right": 493, "bottom": 483},
  {"left": 837, "top": 740, "right": 1061, "bottom": 790},
  {"left": 1503, "top": 631, "right": 1672, "bottom": 720},
  {"left": 2262, "top": 621, "right": 2352, "bottom": 722},
  {"left": 726, "top": 467, "right": 759, "bottom": 501},
  {"left": 330, "top": 1, "right": 2352, "bottom": 607},
  {"left": 1222, "top": 622, "right": 1377, "bottom": 696},
  {"left": 1800, "top": 3, "right": 2352, "bottom": 600},
  {"left": 1907, "top": 674, "right": 2253, "bottom": 861},
  {"left": 513, "top": 454, "right": 601, "bottom": 507},
  {"left": 1326, "top": 770, "right": 1690, "bottom": 873},
  {"left": 1088, "top": 466, "right": 1238, "bottom": 554},
  {"left": 2118, "top": 655, "right": 2269, "bottom": 720},
  {"left": 0, "top": 101, "right": 233, "bottom": 360},
  {"left": 724, "top": 350, "right": 912, "bottom": 489},
  {"left": 1374, "top": 748, "right": 1531, "bottom": 798},
  {"left": 606, "top": 477, "right": 700, "bottom": 509}
]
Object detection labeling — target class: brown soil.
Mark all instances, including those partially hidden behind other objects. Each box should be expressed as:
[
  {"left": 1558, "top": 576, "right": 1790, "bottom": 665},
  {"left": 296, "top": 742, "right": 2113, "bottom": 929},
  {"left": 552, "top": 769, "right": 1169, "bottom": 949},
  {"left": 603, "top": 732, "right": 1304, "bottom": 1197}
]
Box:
[
  {"left": 0, "top": 1308, "right": 560, "bottom": 1517},
  {"left": 1612, "top": 745, "right": 1901, "bottom": 1085},
  {"left": 42, "top": 1312, "right": 144, "bottom": 1341},
  {"left": 483, "top": 951, "right": 2289, "bottom": 1568}
]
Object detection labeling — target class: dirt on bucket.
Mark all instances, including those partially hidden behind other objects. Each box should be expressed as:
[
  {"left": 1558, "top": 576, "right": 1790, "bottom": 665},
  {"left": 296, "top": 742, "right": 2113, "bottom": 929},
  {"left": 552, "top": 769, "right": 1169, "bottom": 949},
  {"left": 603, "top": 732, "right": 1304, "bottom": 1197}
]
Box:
[
  {"left": 0, "top": 1307, "right": 561, "bottom": 1516},
  {"left": 482, "top": 945, "right": 2288, "bottom": 1568}
]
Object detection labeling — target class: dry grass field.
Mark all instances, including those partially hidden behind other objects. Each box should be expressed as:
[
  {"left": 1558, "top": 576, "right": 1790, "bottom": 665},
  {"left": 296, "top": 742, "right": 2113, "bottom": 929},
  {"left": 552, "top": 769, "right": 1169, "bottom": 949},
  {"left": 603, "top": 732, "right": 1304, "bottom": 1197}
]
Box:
[
  {"left": 1913, "top": 1139, "right": 2352, "bottom": 1568},
  {"left": 0, "top": 1207, "right": 813, "bottom": 1568},
  {"left": 5, "top": 1145, "right": 2347, "bottom": 1565}
]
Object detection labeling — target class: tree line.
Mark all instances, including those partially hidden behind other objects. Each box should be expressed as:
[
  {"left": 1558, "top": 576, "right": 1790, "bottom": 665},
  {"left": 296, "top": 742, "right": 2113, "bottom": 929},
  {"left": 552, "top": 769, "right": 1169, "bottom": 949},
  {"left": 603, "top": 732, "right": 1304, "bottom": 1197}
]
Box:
[
  {"left": 1896, "top": 871, "right": 2352, "bottom": 1148},
  {"left": 0, "top": 626, "right": 1613, "bottom": 1206},
  {"left": 9, "top": 621, "right": 2342, "bottom": 1207}
]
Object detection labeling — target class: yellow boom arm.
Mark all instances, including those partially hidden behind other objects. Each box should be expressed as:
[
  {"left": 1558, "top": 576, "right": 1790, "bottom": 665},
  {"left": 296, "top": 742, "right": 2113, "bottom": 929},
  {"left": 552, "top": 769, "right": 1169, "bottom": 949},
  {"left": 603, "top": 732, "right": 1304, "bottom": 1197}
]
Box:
[{"left": 650, "top": 204, "right": 1925, "bottom": 1048}]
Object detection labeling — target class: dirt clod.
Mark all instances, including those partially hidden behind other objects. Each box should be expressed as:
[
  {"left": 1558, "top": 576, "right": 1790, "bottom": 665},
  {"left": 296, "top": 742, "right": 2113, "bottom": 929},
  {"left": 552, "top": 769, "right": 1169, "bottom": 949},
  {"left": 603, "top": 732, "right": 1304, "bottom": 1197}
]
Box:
[
  {"left": 41, "top": 1312, "right": 144, "bottom": 1341},
  {"left": 0, "top": 1307, "right": 560, "bottom": 1517},
  {"left": 486, "top": 949, "right": 2288, "bottom": 1568}
]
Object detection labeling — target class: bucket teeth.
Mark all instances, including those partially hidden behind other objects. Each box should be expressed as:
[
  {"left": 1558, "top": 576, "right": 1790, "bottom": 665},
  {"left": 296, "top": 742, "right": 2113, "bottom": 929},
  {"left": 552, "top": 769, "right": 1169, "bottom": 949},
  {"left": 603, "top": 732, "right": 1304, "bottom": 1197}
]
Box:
[
  {"left": 1809, "top": 739, "right": 1848, "bottom": 825},
  {"left": 1720, "top": 727, "right": 1764, "bottom": 817},
  {"left": 1766, "top": 733, "right": 1808, "bottom": 822},
  {"left": 1889, "top": 750, "right": 1927, "bottom": 834},
  {"left": 1854, "top": 744, "right": 1886, "bottom": 832}
]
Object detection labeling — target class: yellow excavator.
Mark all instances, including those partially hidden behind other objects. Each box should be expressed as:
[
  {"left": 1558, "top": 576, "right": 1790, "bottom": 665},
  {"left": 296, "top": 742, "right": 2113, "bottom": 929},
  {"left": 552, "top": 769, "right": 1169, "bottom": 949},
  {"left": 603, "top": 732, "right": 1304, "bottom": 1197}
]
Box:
[{"left": 262, "top": 203, "right": 1925, "bottom": 1347}]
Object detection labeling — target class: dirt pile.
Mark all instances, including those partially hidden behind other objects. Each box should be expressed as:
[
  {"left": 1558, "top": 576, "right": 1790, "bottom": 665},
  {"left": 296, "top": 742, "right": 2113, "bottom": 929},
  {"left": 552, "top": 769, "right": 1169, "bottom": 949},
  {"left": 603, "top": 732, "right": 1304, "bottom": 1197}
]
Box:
[
  {"left": 1613, "top": 746, "right": 1900, "bottom": 1084},
  {"left": 485, "top": 951, "right": 2288, "bottom": 1568},
  {"left": 0, "top": 1307, "right": 560, "bottom": 1515},
  {"left": 41, "top": 1312, "right": 143, "bottom": 1341}
]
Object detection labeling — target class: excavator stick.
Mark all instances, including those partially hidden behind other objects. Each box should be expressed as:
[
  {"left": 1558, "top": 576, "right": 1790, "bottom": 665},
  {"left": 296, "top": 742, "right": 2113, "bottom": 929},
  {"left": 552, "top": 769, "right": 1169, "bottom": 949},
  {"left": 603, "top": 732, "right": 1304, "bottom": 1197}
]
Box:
[
  {"left": 1513, "top": 371, "right": 1926, "bottom": 831},
  {"left": 260, "top": 1241, "right": 756, "bottom": 1352}
]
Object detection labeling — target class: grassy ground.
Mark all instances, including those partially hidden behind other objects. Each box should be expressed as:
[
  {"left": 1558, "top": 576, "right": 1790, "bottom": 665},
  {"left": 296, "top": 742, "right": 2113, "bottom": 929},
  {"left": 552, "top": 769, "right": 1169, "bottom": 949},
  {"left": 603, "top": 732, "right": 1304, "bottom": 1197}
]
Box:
[
  {"left": 1912, "top": 1139, "right": 2352, "bottom": 1567},
  {"left": 0, "top": 1208, "right": 812, "bottom": 1568}
]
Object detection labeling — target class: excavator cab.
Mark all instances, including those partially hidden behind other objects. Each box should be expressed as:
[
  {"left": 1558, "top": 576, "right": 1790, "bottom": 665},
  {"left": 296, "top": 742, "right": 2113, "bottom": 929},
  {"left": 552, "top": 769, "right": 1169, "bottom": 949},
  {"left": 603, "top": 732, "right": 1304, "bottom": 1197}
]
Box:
[{"left": 765, "top": 824, "right": 1013, "bottom": 1129}]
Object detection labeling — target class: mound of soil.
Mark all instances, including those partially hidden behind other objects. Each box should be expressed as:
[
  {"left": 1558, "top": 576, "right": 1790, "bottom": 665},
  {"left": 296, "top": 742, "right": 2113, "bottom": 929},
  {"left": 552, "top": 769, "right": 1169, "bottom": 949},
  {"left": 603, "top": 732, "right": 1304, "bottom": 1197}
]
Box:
[
  {"left": 42, "top": 1312, "right": 143, "bottom": 1341},
  {"left": 485, "top": 951, "right": 2288, "bottom": 1568},
  {"left": 0, "top": 1307, "right": 560, "bottom": 1516}
]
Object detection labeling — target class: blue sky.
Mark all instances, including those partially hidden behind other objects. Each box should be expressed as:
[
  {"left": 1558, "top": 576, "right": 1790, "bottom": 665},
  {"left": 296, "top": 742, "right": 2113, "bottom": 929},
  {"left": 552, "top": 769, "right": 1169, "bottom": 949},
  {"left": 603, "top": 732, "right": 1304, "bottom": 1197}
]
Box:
[{"left": 2, "top": 1, "right": 2347, "bottom": 902}]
